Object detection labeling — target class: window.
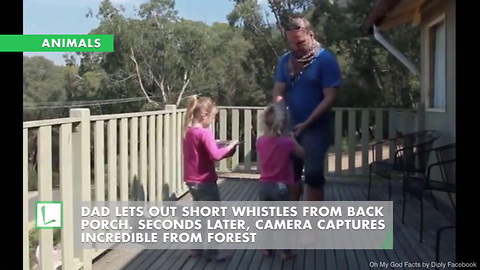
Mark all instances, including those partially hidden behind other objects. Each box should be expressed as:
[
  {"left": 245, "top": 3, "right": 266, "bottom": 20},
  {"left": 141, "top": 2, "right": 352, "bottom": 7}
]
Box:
[{"left": 426, "top": 15, "right": 446, "bottom": 111}]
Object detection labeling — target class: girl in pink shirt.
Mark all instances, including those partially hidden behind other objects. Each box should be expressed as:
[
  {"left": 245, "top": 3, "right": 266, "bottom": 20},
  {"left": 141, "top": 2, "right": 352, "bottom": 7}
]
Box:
[
  {"left": 256, "top": 103, "right": 305, "bottom": 260},
  {"left": 182, "top": 95, "right": 239, "bottom": 261}
]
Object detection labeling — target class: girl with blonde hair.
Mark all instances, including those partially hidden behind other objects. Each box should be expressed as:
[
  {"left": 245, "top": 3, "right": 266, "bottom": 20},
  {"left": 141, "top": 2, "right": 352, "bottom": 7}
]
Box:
[
  {"left": 182, "top": 95, "right": 239, "bottom": 261},
  {"left": 255, "top": 102, "right": 305, "bottom": 260}
]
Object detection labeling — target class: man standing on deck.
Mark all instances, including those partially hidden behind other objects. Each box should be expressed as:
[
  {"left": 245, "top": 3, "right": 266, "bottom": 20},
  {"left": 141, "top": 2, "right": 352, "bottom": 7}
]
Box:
[{"left": 273, "top": 14, "right": 342, "bottom": 201}]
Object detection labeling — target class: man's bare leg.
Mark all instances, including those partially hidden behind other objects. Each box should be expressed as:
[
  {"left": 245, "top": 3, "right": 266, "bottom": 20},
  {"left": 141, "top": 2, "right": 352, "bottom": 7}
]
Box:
[
  {"left": 301, "top": 127, "right": 329, "bottom": 202},
  {"left": 291, "top": 181, "right": 303, "bottom": 201}
]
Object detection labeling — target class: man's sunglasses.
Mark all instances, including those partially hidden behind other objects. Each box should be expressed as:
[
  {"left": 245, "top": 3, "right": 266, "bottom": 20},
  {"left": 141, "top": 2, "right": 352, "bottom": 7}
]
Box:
[{"left": 280, "top": 17, "right": 306, "bottom": 31}]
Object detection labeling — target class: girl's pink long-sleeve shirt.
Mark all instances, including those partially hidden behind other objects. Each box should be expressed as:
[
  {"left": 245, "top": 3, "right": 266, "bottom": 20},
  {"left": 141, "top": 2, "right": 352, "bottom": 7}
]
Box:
[
  {"left": 183, "top": 127, "right": 232, "bottom": 184},
  {"left": 256, "top": 135, "right": 296, "bottom": 185}
]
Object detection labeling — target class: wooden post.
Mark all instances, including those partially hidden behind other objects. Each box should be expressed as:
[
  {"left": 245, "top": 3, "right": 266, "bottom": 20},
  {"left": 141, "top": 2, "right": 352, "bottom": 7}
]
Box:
[
  {"left": 416, "top": 102, "right": 425, "bottom": 132},
  {"left": 70, "top": 108, "right": 92, "bottom": 270}
]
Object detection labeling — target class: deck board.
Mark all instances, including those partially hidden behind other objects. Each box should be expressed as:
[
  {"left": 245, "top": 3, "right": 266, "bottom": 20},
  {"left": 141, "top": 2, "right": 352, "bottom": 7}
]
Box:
[
  {"left": 223, "top": 181, "right": 258, "bottom": 270},
  {"left": 93, "top": 176, "right": 456, "bottom": 270},
  {"left": 361, "top": 178, "right": 456, "bottom": 270},
  {"left": 335, "top": 185, "right": 369, "bottom": 270}
]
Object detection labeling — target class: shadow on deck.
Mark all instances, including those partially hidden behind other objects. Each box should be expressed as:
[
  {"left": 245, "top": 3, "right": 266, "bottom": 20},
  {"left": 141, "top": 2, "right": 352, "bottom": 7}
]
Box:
[{"left": 93, "top": 176, "right": 456, "bottom": 270}]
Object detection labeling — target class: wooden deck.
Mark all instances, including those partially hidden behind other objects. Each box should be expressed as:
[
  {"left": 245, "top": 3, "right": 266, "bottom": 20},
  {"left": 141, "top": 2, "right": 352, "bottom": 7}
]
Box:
[{"left": 93, "top": 176, "right": 456, "bottom": 270}]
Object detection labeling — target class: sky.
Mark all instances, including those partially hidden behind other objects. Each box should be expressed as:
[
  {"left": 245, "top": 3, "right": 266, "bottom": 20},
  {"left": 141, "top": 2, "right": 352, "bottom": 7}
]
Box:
[{"left": 23, "top": 0, "right": 271, "bottom": 66}]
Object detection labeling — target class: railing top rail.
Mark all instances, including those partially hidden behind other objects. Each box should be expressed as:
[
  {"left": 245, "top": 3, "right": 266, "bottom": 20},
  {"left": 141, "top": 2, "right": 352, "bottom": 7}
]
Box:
[
  {"left": 216, "top": 106, "right": 416, "bottom": 112},
  {"left": 23, "top": 117, "right": 81, "bottom": 128},
  {"left": 332, "top": 107, "right": 417, "bottom": 112},
  {"left": 90, "top": 110, "right": 170, "bottom": 121},
  {"left": 217, "top": 106, "right": 266, "bottom": 110},
  {"left": 23, "top": 108, "right": 188, "bottom": 127},
  {"left": 90, "top": 108, "right": 187, "bottom": 121}
]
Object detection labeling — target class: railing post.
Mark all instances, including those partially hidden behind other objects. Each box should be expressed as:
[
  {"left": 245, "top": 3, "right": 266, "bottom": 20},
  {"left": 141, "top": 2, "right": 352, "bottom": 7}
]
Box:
[
  {"left": 219, "top": 109, "right": 228, "bottom": 172},
  {"left": 70, "top": 108, "right": 92, "bottom": 270},
  {"left": 37, "top": 125, "right": 54, "bottom": 270},
  {"left": 347, "top": 109, "right": 356, "bottom": 175},
  {"left": 23, "top": 129, "right": 29, "bottom": 270},
  {"left": 416, "top": 102, "right": 425, "bottom": 132},
  {"left": 334, "top": 109, "right": 343, "bottom": 176},
  {"left": 165, "top": 105, "right": 177, "bottom": 197}
]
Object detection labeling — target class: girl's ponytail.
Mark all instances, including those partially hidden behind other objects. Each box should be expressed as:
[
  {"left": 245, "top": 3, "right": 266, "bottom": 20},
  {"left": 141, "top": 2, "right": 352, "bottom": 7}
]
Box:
[
  {"left": 183, "top": 95, "right": 198, "bottom": 137},
  {"left": 272, "top": 102, "right": 287, "bottom": 135}
]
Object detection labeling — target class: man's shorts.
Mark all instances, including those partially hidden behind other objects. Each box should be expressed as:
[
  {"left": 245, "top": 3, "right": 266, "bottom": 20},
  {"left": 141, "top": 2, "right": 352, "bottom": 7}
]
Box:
[{"left": 293, "top": 125, "right": 331, "bottom": 189}]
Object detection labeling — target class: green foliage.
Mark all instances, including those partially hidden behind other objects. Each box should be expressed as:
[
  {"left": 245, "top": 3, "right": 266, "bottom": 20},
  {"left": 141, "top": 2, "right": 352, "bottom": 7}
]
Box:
[
  {"left": 29, "top": 228, "right": 62, "bottom": 268},
  {"left": 141, "top": 101, "right": 162, "bottom": 112},
  {"left": 24, "top": 0, "right": 420, "bottom": 118},
  {"left": 310, "top": 0, "right": 421, "bottom": 108}
]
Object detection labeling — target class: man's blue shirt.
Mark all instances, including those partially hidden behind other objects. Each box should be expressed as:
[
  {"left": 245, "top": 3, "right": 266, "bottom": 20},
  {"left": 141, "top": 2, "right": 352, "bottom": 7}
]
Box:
[{"left": 275, "top": 48, "right": 341, "bottom": 129}]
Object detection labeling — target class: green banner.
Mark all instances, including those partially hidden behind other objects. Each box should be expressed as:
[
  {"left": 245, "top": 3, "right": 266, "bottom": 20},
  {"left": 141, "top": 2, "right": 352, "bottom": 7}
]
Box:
[{"left": 0, "top": 35, "right": 114, "bottom": 52}]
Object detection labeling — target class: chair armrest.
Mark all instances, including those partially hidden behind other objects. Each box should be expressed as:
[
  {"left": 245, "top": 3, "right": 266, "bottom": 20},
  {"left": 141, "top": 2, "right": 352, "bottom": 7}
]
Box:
[
  {"left": 393, "top": 139, "right": 438, "bottom": 167},
  {"left": 426, "top": 159, "right": 456, "bottom": 180},
  {"left": 370, "top": 136, "right": 398, "bottom": 148},
  {"left": 394, "top": 139, "right": 431, "bottom": 156}
]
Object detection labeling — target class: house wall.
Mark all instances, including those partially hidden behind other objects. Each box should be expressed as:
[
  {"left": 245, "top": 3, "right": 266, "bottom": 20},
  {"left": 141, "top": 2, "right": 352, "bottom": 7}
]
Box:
[
  {"left": 419, "top": 0, "right": 456, "bottom": 208},
  {"left": 420, "top": 0, "right": 456, "bottom": 146}
]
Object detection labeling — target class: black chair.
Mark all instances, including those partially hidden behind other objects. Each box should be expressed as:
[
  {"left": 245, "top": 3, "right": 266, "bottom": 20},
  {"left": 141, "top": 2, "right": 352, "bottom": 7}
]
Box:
[
  {"left": 401, "top": 143, "right": 456, "bottom": 243},
  {"left": 367, "top": 130, "right": 441, "bottom": 201},
  {"left": 436, "top": 225, "right": 455, "bottom": 264}
]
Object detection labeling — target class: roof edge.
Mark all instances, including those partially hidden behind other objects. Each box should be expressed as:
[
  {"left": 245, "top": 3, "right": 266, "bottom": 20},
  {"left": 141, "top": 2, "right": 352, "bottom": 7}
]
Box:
[{"left": 365, "top": 0, "right": 403, "bottom": 30}]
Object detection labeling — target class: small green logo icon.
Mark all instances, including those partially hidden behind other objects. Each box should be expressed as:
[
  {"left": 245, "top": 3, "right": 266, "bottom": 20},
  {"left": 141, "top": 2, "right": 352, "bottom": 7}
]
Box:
[{"left": 35, "top": 201, "right": 63, "bottom": 229}]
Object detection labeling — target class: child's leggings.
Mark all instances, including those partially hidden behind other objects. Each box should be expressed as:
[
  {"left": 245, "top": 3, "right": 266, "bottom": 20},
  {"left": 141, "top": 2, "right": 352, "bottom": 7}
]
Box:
[
  {"left": 258, "top": 181, "right": 292, "bottom": 254},
  {"left": 186, "top": 182, "right": 221, "bottom": 258}
]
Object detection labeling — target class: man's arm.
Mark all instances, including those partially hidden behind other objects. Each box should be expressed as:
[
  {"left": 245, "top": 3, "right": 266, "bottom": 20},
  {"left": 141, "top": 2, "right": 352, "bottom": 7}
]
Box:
[
  {"left": 304, "top": 88, "right": 338, "bottom": 125},
  {"left": 273, "top": 55, "right": 288, "bottom": 103},
  {"left": 273, "top": 82, "right": 287, "bottom": 103}
]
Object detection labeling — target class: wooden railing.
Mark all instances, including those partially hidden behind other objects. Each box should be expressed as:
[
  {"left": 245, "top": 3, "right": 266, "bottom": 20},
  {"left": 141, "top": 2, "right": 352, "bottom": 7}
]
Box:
[
  {"left": 23, "top": 106, "right": 187, "bottom": 270},
  {"left": 213, "top": 106, "right": 420, "bottom": 176},
  {"left": 23, "top": 105, "right": 419, "bottom": 270}
]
